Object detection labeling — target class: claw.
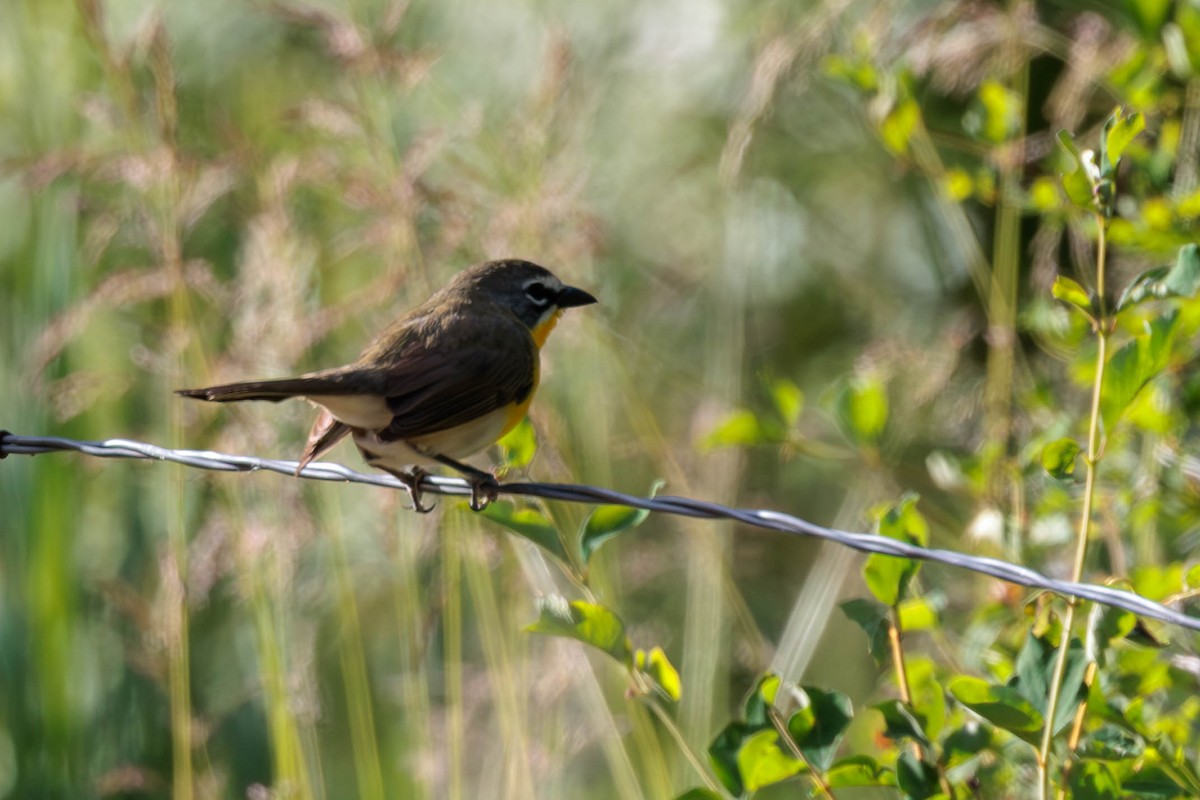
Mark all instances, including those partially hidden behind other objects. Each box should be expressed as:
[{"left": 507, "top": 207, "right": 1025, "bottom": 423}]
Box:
[
  {"left": 408, "top": 485, "right": 437, "bottom": 514},
  {"left": 426, "top": 452, "right": 502, "bottom": 512},
  {"left": 467, "top": 475, "right": 500, "bottom": 512},
  {"left": 386, "top": 466, "right": 436, "bottom": 513},
  {"left": 405, "top": 468, "right": 437, "bottom": 513}
]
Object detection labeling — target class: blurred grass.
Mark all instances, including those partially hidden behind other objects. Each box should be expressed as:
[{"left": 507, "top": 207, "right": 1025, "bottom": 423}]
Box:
[{"left": 0, "top": 0, "right": 1014, "bottom": 797}]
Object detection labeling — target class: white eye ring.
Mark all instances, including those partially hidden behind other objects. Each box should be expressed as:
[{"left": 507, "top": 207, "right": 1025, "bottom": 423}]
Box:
[{"left": 525, "top": 281, "right": 555, "bottom": 305}]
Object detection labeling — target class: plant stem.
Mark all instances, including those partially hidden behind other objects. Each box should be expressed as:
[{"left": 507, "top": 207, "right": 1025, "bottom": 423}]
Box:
[
  {"left": 1038, "top": 217, "right": 1109, "bottom": 798},
  {"left": 1055, "top": 660, "right": 1099, "bottom": 800},
  {"left": 641, "top": 688, "right": 729, "bottom": 797},
  {"left": 887, "top": 610, "right": 923, "bottom": 761},
  {"left": 1065, "top": 661, "right": 1098, "bottom": 752},
  {"left": 766, "top": 705, "right": 834, "bottom": 799}
]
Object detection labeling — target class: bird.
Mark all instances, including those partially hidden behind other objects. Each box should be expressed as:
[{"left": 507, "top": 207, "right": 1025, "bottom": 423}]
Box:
[{"left": 177, "top": 259, "right": 597, "bottom": 512}]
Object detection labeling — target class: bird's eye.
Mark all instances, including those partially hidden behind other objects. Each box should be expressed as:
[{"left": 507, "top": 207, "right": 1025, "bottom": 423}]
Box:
[{"left": 525, "top": 282, "right": 554, "bottom": 305}]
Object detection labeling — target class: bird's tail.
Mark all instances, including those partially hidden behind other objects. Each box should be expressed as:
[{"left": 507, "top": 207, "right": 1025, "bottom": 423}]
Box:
[
  {"left": 176, "top": 371, "right": 374, "bottom": 403},
  {"left": 296, "top": 408, "right": 352, "bottom": 473}
]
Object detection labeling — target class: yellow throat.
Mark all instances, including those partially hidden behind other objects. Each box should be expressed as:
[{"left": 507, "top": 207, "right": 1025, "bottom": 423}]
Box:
[{"left": 530, "top": 308, "right": 564, "bottom": 350}]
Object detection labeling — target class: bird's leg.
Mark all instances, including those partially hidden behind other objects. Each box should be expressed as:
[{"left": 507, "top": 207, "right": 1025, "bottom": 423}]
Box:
[
  {"left": 431, "top": 453, "right": 500, "bottom": 512},
  {"left": 379, "top": 465, "right": 436, "bottom": 513}
]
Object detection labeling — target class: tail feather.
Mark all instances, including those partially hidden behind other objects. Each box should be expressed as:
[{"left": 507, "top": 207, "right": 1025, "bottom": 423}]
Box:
[
  {"left": 176, "top": 371, "right": 376, "bottom": 403},
  {"left": 296, "top": 408, "right": 352, "bottom": 473},
  {"left": 177, "top": 381, "right": 303, "bottom": 403}
]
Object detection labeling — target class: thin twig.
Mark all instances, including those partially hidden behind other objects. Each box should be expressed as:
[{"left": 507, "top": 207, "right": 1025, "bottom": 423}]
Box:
[
  {"left": 1038, "top": 216, "right": 1110, "bottom": 798},
  {"left": 766, "top": 705, "right": 834, "bottom": 799},
  {"left": 641, "top": 690, "right": 729, "bottom": 798},
  {"left": 1056, "top": 660, "right": 1098, "bottom": 800},
  {"left": 887, "top": 612, "right": 922, "bottom": 763}
]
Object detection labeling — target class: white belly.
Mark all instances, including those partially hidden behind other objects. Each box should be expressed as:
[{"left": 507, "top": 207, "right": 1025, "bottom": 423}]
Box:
[
  {"left": 308, "top": 394, "right": 393, "bottom": 429},
  {"left": 351, "top": 406, "right": 511, "bottom": 473}
]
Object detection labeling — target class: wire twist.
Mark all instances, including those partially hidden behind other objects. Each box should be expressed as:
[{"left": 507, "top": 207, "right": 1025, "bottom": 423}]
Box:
[{"left": 3, "top": 430, "right": 1198, "bottom": 633}]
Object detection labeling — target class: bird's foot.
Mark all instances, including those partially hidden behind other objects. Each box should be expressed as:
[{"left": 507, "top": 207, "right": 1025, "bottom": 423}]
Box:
[
  {"left": 413, "top": 452, "right": 505, "bottom": 512},
  {"left": 466, "top": 474, "right": 500, "bottom": 512},
  {"left": 389, "top": 466, "right": 436, "bottom": 513},
  {"left": 426, "top": 452, "right": 502, "bottom": 511}
]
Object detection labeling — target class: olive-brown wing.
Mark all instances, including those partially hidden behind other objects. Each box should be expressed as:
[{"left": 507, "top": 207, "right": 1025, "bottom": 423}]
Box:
[{"left": 374, "top": 314, "right": 537, "bottom": 442}]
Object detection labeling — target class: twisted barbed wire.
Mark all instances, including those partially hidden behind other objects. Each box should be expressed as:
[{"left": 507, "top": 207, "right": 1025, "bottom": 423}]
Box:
[{"left": 4, "top": 431, "right": 1199, "bottom": 634}]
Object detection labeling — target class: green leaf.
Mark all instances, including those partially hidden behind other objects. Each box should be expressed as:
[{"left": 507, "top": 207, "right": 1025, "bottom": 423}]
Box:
[
  {"left": 744, "top": 673, "right": 782, "bottom": 727},
  {"left": 1067, "top": 760, "right": 1122, "bottom": 800},
  {"left": 965, "top": 79, "right": 1022, "bottom": 143},
  {"left": 1126, "top": 617, "right": 1170, "bottom": 649},
  {"left": 863, "top": 495, "right": 927, "bottom": 606},
  {"left": 1063, "top": 168, "right": 1097, "bottom": 209},
  {"left": 895, "top": 751, "right": 941, "bottom": 800},
  {"left": 880, "top": 99, "right": 920, "bottom": 156},
  {"left": 526, "top": 596, "right": 631, "bottom": 662},
  {"left": 709, "top": 723, "right": 753, "bottom": 796},
  {"left": 1058, "top": 130, "right": 1098, "bottom": 209},
  {"left": 478, "top": 501, "right": 569, "bottom": 563},
  {"left": 840, "top": 598, "right": 891, "bottom": 666},
  {"left": 1101, "top": 311, "right": 1178, "bottom": 429},
  {"left": 837, "top": 375, "right": 889, "bottom": 445},
  {"left": 896, "top": 596, "right": 940, "bottom": 631},
  {"left": 1126, "top": 0, "right": 1172, "bottom": 36},
  {"left": 1185, "top": 562, "right": 1200, "bottom": 590},
  {"left": 947, "top": 676, "right": 1044, "bottom": 745},
  {"left": 581, "top": 503, "right": 650, "bottom": 560},
  {"left": 769, "top": 377, "right": 804, "bottom": 428},
  {"left": 579, "top": 481, "right": 662, "bottom": 563},
  {"left": 874, "top": 700, "right": 931, "bottom": 749},
  {"left": 863, "top": 554, "right": 915, "bottom": 607},
  {"left": 1118, "top": 764, "right": 1189, "bottom": 798},
  {"left": 942, "top": 167, "right": 973, "bottom": 201},
  {"left": 1116, "top": 244, "right": 1200, "bottom": 311},
  {"left": 635, "top": 646, "right": 682, "bottom": 701},
  {"left": 786, "top": 686, "right": 853, "bottom": 771},
  {"left": 1088, "top": 602, "right": 1136, "bottom": 655},
  {"left": 823, "top": 54, "right": 878, "bottom": 91},
  {"left": 1040, "top": 437, "right": 1081, "bottom": 480},
  {"left": 942, "top": 724, "right": 991, "bottom": 760},
  {"left": 497, "top": 416, "right": 537, "bottom": 469},
  {"left": 1052, "top": 275, "right": 1094, "bottom": 314},
  {"left": 702, "top": 408, "right": 768, "bottom": 449},
  {"left": 1100, "top": 108, "right": 1145, "bottom": 177},
  {"left": 877, "top": 493, "right": 929, "bottom": 545},
  {"left": 1164, "top": 243, "right": 1200, "bottom": 294},
  {"left": 1011, "top": 632, "right": 1088, "bottom": 735},
  {"left": 673, "top": 790, "right": 723, "bottom": 800},
  {"left": 1029, "top": 176, "right": 1061, "bottom": 211},
  {"left": 1117, "top": 266, "right": 1172, "bottom": 311},
  {"left": 737, "top": 729, "right": 805, "bottom": 792},
  {"left": 1131, "top": 563, "right": 1184, "bottom": 602},
  {"left": 1176, "top": 4, "right": 1200, "bottom": 73},
  {"left": 1057, "top": 127, "right": 1084, "bottom": 161},
  {"left": 905, "top": 656, "right": 947, "bottom": 741},
  {"left": 827, "top": 756, "right": 889, "bottom": 787},
  {"left": 1082, "top": 725, "right": 1144, "bottom": 761}
]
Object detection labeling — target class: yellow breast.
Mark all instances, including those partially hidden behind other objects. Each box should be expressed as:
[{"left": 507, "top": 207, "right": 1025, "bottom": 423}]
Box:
[
  {"left": 530, "top": 309, "right": 564, "bottom": 349},
  {"left": 498, "top": 310, "right": 559, "bottom": 436},
  {"left": 501, "top": 355, "right": 539, "bottom": 435}
]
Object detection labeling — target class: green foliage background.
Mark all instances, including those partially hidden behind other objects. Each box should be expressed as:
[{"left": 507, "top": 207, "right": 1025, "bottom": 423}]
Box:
[{"left": 2, "top": 0, "right": 1199, "bottom": 798}]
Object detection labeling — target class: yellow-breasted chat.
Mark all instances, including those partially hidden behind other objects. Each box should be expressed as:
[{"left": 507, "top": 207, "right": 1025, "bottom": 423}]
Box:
[{"left": 178, "top": 259, "right": 597, "bottom": 511}]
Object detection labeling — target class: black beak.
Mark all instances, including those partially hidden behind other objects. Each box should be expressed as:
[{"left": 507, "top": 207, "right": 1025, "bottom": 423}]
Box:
[{"left": 556, "top": 285, "right": 598, "bottom": 308}]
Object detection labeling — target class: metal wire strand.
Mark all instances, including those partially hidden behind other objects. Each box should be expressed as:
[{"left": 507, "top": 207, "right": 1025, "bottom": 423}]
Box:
[{"left": 3, "top": 430, "right": 1199, "bottom": 633}]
